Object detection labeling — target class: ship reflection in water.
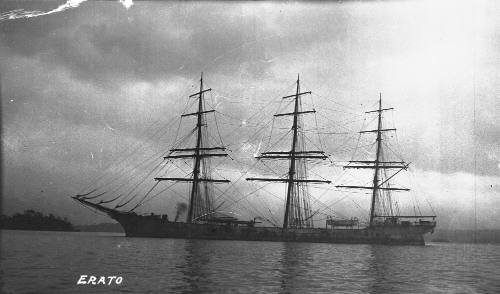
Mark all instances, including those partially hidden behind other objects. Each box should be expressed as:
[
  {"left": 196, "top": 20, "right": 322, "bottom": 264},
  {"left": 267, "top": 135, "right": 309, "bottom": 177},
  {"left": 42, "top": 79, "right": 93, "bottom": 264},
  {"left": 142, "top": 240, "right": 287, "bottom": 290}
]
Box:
[{"left": 1, "top": 230, "right": 498, "bottom": 293}]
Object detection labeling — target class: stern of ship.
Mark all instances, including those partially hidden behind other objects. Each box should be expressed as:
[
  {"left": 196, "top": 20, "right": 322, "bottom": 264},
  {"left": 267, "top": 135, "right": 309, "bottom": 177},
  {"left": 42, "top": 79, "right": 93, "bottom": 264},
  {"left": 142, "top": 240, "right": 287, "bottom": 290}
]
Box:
[{"left": 369, "top": 219, "right": 436, "bottom": 245}]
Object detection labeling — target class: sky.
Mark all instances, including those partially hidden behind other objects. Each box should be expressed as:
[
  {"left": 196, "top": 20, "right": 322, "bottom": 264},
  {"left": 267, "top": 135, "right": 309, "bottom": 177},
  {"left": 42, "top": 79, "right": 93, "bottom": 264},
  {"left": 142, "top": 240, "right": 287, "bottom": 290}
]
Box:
[{"left": 1, "top": 0, "right": 499, "bottom": 229}]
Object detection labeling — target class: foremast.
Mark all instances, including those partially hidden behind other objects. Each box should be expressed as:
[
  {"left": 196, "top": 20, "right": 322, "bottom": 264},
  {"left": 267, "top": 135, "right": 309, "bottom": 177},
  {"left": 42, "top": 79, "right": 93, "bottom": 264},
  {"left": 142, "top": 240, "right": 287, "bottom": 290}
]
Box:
[
  {"left": 246, "top": 75, "right": 331, "bottom": 229},
  {"left": 155, "top": 73, "right": 229, "bottom": 223}
]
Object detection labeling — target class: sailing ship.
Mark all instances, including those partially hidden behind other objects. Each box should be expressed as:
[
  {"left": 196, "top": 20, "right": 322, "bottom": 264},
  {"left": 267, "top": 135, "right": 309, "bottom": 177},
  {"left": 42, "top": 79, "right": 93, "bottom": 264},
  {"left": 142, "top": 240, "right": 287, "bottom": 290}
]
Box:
[{"left": 74, "top": 74, "right": 436, "bottom": 245}]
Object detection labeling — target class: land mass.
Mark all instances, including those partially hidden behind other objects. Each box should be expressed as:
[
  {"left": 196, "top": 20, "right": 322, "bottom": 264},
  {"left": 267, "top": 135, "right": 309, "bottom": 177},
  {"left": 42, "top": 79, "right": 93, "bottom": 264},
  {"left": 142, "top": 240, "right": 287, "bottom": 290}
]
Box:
[{"left": 0, "top": 210, "right": 77, "bottom": 232}]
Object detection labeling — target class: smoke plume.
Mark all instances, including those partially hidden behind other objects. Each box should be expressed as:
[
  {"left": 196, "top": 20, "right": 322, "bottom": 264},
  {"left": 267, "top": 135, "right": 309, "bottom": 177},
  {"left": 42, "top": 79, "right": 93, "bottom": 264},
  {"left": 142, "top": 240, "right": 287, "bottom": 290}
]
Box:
[{"left": 174, "top": 202, "right": 188, "bottom": 222}]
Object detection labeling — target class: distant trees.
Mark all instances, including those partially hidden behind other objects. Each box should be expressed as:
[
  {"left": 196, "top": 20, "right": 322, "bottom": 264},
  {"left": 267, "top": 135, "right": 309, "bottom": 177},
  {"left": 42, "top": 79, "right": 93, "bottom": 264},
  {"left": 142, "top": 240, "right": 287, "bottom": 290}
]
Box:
[{"left": 0, "top": 210, "right": 76, "bottom": 231}]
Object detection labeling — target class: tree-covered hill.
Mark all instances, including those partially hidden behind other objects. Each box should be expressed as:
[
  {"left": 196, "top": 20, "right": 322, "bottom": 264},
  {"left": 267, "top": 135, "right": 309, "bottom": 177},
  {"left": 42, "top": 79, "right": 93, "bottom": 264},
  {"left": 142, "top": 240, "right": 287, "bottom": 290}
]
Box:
[{"left": 0, "top": 210, "right": 76, "bottom": 232}]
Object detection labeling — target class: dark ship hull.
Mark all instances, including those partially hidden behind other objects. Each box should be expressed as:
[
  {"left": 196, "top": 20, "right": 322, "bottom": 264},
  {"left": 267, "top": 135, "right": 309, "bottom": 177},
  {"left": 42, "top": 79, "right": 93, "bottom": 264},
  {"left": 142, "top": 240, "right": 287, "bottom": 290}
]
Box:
[{"left": 77, "top": 198, "right": 435, "bottom": 245}]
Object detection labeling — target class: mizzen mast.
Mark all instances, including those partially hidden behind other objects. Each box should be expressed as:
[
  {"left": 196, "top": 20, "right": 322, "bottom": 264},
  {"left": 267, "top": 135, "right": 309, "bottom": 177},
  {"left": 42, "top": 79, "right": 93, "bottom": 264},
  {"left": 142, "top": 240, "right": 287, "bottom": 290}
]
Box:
[
  {"left": 155, "top": 73, "right": 229, "bottom": 223},
  {"left": 246, "top": 75, "right": 331, "bottom": 229},
  {"left": 336, "top": 94, "right": 410, "bottom": 227}
]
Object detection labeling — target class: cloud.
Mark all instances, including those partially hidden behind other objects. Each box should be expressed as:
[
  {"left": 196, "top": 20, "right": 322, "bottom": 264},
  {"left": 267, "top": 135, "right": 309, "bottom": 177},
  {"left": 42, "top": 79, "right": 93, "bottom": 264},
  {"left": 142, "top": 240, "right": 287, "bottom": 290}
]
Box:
[
  {"left": 1, "top": 2, "right": 275, "bottom": 86},
  {"left": 1, "top": 1, "right": 499, "bottom": 225}
]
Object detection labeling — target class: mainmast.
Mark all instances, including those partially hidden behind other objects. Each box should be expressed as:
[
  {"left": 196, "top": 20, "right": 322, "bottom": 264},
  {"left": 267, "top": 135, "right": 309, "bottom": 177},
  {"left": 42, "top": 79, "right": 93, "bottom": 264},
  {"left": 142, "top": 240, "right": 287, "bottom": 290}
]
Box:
[
  {"left": 155, "top": 73, "right": 229, "bottom": 223},
  {"left": 283, "top": 75, "right": 301, "bottom": 229},
  {"left": 189, "top": 73, "right": 207, "bottom": 223},
  {"left": 247, "top": 75, "right": 331, "bottom": 229},
  {"left": 370, "top": 94, "right": 384, "bottom": 226},
  {"left": 336, "top": 94, "right": 410, "bottom": 227}
]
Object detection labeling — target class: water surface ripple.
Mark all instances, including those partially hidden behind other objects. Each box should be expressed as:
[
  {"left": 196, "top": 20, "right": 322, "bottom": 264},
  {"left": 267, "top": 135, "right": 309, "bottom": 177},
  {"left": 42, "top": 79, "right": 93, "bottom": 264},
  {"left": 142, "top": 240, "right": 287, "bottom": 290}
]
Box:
[{"left": 1, "top": 230, "right": 499, "bottom": 293}]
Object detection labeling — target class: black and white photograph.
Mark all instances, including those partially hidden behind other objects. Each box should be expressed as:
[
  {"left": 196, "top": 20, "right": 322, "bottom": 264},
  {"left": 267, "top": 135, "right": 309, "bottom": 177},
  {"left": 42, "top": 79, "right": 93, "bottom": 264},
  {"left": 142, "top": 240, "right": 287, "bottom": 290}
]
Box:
[{"left": 1, "top": 0, "right": 499, "bottom": 293}]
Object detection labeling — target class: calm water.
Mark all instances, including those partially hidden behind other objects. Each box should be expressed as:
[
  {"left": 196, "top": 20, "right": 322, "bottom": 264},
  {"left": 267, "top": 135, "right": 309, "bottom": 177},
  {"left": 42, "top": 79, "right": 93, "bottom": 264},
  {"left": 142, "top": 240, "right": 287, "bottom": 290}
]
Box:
[{"left": 1, "top": 230, "right": 499, "bottom": 293}]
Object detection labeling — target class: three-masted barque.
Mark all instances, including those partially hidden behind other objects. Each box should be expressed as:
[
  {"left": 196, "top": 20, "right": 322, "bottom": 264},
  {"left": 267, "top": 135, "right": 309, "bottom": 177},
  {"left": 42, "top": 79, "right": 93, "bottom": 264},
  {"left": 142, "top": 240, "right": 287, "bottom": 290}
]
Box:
[{"left": 74, "top": 74, "right": 436, "bottom": 245}]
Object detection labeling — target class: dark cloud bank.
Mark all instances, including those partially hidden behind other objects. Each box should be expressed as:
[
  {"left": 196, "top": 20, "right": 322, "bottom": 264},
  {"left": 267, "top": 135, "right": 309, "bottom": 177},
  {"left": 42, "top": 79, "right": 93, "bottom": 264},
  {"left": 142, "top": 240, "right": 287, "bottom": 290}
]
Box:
[{"left": 1, "top": 1, "right": 499, "bottom": 227}]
